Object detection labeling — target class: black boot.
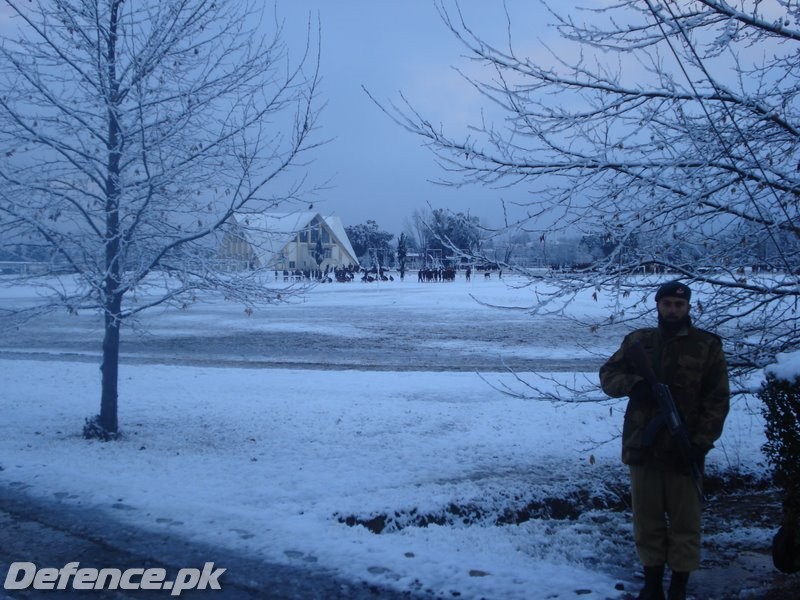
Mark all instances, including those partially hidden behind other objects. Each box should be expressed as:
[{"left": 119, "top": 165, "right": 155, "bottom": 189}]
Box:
[
  {"left": 667, "top": 571, "right": 689, "bottom": 600},
  {"left": 636, "top": 564, "right": 665, "bottom": 600}
]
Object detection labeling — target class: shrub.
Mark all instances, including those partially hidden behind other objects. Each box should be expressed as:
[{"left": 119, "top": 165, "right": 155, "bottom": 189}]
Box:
[{"left": 759, "top": 373, "right": 800, "bottom": 573}]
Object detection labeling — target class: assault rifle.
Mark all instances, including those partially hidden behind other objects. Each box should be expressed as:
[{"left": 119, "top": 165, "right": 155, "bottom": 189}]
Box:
[{"left": 625, "top": 341, "right": 704, "bottom": 503}]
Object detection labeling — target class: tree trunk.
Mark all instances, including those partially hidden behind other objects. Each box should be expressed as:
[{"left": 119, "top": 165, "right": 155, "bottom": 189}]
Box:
[
  {"left": 99, "top": 294, "right": 122, "bottom": 434},
  {"left": 98, "top": 0, "right": 122, "bottom": 436}
]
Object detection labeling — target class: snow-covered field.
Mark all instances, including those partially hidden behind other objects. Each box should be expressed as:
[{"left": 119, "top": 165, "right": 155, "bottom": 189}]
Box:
[{"left": 0, "top": 275, "right": 773, "bottom": 599}]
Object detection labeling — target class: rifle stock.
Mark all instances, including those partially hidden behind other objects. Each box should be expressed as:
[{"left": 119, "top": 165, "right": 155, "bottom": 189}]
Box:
[{"left": 625, "top": 341, "right": 704, "bottom": 503}]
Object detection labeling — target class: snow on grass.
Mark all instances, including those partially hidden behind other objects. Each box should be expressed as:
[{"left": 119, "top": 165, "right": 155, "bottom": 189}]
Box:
[{"left": 0, "top": 275, "right": 771, "bottom": 599}]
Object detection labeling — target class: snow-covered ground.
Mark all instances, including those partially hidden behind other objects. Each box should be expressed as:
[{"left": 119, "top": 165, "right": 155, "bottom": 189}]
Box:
[{"left": 0, "top": 275, "right": 773, "bottom": 599}]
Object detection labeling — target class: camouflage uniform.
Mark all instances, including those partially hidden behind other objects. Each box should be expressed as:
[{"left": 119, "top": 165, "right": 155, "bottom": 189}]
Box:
[{"left": 600, "top": 322, "right": 730, "bottom": 572}]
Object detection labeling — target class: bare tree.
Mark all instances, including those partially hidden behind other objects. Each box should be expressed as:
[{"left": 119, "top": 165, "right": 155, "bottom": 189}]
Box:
[
  {"left": 410, "top": 207, "right": 434, "bottom": 253},
  {"left": 378, "top": 0, "right": 800, "bottom": 380},
  {"left": 0, "top": 0, "right": 323, "bottom": 437}
]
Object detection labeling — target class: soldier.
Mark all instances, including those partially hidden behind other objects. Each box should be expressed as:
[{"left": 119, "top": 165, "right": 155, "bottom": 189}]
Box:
[{"left": 599, "top": 281, "right": 730, "bottom": 600}]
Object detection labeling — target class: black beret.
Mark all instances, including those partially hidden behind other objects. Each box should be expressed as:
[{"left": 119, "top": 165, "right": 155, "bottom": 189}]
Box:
[{"left": 655, "top": 280, "right": 691, "bottom": 303}]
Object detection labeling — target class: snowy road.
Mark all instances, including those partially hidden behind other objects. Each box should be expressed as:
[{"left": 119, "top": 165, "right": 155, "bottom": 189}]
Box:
[
  {"left": 0, "top": 282, "right": 620, "bottom": 372},
  {"left": 0, "top": 485, "right": 419, "bottom": 600}
]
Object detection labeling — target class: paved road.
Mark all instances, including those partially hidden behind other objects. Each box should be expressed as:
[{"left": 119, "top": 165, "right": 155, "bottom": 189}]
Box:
[{"left": 0, "top": 485, "right": 420, "bottom": 600}]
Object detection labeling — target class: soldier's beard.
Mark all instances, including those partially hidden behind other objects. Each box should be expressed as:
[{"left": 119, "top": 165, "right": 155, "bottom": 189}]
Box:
[{"left": 658, "top": 312, "right": 692, "bottom": 333}]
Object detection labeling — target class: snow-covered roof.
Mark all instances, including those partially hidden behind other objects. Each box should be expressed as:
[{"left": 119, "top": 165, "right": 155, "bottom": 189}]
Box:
[
  {"left": 232, "top": 211, "right": 358, "bottom": 265},
  {"left": 318, "top": 214, "right": 358, "bottom": 263}
]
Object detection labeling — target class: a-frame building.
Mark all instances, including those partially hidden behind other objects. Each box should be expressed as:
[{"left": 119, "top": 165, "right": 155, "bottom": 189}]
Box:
[{"left": 218, "top": 212, "right": 359, "bottom": 272}]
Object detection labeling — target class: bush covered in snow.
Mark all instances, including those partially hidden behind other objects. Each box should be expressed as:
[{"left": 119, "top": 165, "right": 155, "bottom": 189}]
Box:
[{"left": 759, "top": 362, "right": 800, "bottom": 572}]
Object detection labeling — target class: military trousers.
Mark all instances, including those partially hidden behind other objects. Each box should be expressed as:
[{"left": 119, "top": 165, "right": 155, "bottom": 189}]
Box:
[{"left": 630, "top": 464, "right": 702, "bottom": 572}]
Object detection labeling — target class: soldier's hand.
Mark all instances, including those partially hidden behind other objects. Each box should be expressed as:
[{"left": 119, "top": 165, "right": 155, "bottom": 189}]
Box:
[
  {"left": 690, "top": 443, "right": 708, "bottom": 466},
  {"left": 679, "top": 443, "right": 708, "bottom": 472}
]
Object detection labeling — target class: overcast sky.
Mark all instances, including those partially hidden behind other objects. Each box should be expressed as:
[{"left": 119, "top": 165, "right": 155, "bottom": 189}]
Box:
[
  {"left": 280, "top": 1, "right": 555, "bottom": 236},
  {"left": 0, "top": 1, "right": 559, "bottom": 238}
]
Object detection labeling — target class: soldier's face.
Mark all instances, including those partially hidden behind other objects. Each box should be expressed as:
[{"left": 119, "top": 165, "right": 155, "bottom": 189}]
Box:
[{"left": 657, "top": 297, "right": 690, "bottom": 323}]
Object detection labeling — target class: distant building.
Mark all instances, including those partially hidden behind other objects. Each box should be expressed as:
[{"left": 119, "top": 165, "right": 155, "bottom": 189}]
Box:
[{"left": 217, "top": 212, "right": 359, "bottom": 272}]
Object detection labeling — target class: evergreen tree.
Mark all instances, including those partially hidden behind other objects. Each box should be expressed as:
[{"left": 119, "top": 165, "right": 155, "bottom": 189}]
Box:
[
  {"left": 344, "top": 220, "right": 394, "bottom": 265},
  {"left": 397, "top": 233, "right": 408, "bottom": 279},
  {"left": 313, "top": 238, "right": 325, "bottom": 269}
]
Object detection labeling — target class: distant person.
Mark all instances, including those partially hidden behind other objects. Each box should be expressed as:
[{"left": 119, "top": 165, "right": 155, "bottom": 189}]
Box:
[
  {"left": 599, "top": 281, "right": 730, "bottom": 600},
  {"left": 465, "top": 266, "right": 471, "bottom": 282}
]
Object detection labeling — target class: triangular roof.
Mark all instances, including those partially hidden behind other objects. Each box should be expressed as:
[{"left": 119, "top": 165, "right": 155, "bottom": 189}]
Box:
[
  {"left": 231, "top": 211, "right": 358, "bottom": 265},
  {"left": 316, "top": 214, "right": 358, "bottom": 263}
]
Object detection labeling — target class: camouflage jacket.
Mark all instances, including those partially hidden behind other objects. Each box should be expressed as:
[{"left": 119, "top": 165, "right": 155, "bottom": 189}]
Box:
[{"left": 599, "top": 324, "right": 730, "bottom": 468}]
